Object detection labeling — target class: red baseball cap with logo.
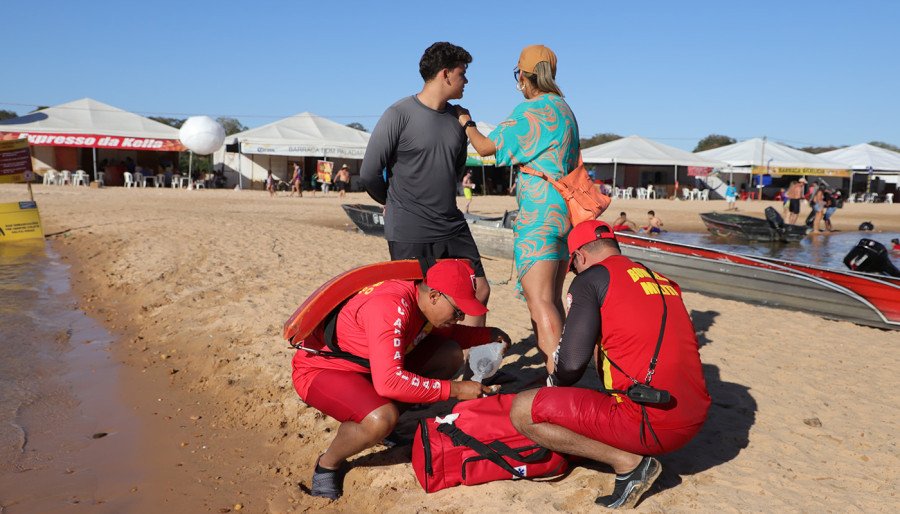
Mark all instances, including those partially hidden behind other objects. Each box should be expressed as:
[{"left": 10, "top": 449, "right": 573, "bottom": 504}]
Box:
[
  {"left": 425, "top": 260, "right": 488, "bottom": 316},
  {"left": 567, "top": 220, "right": 617, "bottom": 271}
]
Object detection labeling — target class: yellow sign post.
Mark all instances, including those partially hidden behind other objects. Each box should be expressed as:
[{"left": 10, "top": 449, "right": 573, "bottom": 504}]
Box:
[
  {"left": 0, "top": 138, "right": 44, "bottom": 241},
  {"left": 0, "top": 201, "right": 44, "bottom": 241}
]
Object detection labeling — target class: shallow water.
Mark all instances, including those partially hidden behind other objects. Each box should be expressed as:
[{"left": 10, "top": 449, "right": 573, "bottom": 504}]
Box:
[
  {"left": 650, "top": 230, "right": 900, "bottom": 270},
  {"left": 0, "top": 241, "right": 141, "bottom": 512}
]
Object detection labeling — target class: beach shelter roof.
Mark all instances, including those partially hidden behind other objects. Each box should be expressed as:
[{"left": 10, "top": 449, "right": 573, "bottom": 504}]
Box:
[
  {"left": 467, "top": 122, "right": 497, "bottom": 166},
  {"left": 227, "top": 112, "right": 370, "bottom": 159},
  {"left": 581, "top": 135, "right": 725, "bottom": 167},
  {"left": 0, "top": 98, "right": 184, "bottom": 150},
  {"left": 818, "top": 143, "right": 900, "bottom": 173},
  {"left": 696, "top": 138, "right": 848, "bottom": 171}
]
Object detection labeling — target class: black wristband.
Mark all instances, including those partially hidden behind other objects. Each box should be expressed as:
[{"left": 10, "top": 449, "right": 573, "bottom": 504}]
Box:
[{"left": 464, "top": 120, "right": 477, "bottom": 128}]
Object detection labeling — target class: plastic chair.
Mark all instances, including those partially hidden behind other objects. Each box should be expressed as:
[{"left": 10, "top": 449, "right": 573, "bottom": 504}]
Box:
[
  {"left": 42, "top": 170, "right": 57, "bottom": 185},
  {"left": 96, "top": 171, "right": 105, "bottom": 187},
  {"left": 623, "top": 187, "right": 633, "bottom": 199},
  {"left": 194, "top": 179, "right": 206, "bottom": 189},
  {"left": 646, "top": 186, "right": 656, "bottom": 199},
  {"left": 689, "top": 188, "right": 700, "bottom": 200},
  {"left": 636, "top": 188, "right": 647, "bottom": 199},
  {"left": 57, "top": 170, "right": 72, "bottom": 186},
  {"left": 72, "top": 170, "right": 89, "bottom": 186},
  {"left": 885, "top": 193, "right": 893, "bottom": 204},
  {"left": 124, "top": 172, "right": 136, "bottom": 188},
  {"left": 681, "top": 188, "right": 691, "bottom": 201},
  {"left": 155, "top": 174, "right": 165, "bottom": 188},
  {"left": 699, "top": 189, "right": 710, "bottom": 201}
]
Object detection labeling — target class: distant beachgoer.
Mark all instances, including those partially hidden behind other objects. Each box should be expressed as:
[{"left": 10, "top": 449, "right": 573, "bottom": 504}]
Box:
[
  {"left": 309, "top": 171, "right": 317, "bottom": 197},
  {"left": 290, "top": 163, "right": 303, "bottom": 198},
  {"left": 462, "top": 170, "right": 475, "bottom": 212},
  {"left": 786, "top": 179, "right": 805, "bottom": 224},
  {"left": 360, "top": 41, "right": 490, "bottom": 327},
  {"left": 334, "top": 164, "right": 351, "bottom": 199},
  {"left": 725, "top": 182, "right": 737, "bottom": 211},
  {"left": 266, "top": 171, "right": 276, "bottom": 198},
  {"left": 812, "top": 187, "right": 825, "bottom": 232},
  {"left": 641, "top": 210, "right": 664, "bottom": 235},
  {"left": 612, "top": 211, "right": 638, "bottom": 232}
]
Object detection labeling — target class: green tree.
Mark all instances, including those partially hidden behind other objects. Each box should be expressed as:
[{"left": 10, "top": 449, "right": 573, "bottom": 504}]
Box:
[
  {"left": 149, "top": 116, "right": 185, "bottom": 129},
  {"left": 799, "top": 145, "right": 844, "bottom": 154},
  {"left": 216, "top": 117, "right": 247, "bottom": 136},
  {"left": 346, "top": 122, "right": 367, "bottom": 132},
  {"left": 580, "top": 132, "right": 622, "bottom": 148},
  {"left": 693, "top": 134, "right": 736, "bottom": 152},
  {"left": 0, "top": 109, "right": 18, "bottom": 120},
  {"left": 869, "top": 141, "right": 900, "bottom": 153}
]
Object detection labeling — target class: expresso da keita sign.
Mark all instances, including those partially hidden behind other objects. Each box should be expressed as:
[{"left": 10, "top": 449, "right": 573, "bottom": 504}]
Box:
[{"left": 0, "top": 132, "right": 185, "bottom": 152}]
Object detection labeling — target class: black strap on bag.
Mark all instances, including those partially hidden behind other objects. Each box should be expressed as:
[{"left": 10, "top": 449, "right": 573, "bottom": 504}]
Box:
[
  {"left": 436, "top": 423, "right": 542, "bottom": 479},
  {"left": 595, "top": 263, "right": 668, "bottom": 449}
]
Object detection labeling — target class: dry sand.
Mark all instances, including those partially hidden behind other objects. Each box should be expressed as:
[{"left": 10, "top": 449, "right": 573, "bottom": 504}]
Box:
[{"left": 1, "top": 184, "right": 898, "bottom": 513}]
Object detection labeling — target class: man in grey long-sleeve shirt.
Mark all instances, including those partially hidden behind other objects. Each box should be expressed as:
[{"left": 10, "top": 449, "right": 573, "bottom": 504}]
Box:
[{"left": 360, "top": 42, "right": 490, "bottom": 323}]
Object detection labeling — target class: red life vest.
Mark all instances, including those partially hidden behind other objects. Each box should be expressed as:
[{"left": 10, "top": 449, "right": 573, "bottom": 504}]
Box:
[{"left": 593, "top": 255, "right": 711, "bottom": 431}]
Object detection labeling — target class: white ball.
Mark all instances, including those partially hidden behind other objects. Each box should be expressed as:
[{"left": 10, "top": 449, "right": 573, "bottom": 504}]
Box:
[{"left": 179, "top": 116, "right": 226, "bottom": 155}]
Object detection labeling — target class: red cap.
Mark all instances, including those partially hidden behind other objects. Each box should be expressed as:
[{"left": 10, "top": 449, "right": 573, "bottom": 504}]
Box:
[
  {"left": 567, "top": 220, "right": 617, "bottom": 271},
  {"left": 425, "top": 260, "right": 488, "bottom": 316}
]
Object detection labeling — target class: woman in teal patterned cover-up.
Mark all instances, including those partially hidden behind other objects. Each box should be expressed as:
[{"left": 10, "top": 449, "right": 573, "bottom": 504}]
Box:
[{"left": 458, "top": 45, "right": 579, "bottom": 372}]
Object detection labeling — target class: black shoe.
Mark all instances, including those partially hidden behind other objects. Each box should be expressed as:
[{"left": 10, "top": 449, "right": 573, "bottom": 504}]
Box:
[
  {"left": 595, "top": 456, "right": 661, "bottom": 509},
  {"left": 310, "top": 458, "right": 347, "bottom": 500}
]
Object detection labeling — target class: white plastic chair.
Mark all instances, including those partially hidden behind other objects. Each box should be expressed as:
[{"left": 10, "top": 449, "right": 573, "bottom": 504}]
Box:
[
  {"left": 194, "top": 179, "right": 206, "bottom": 189},
  {"left": 623, "top": 187, "right": 633, "bottom": 199},
  {"left": 57, "top": 170, "right": 72, "bottom": 186},
  {"left": 124, "top": 171, "right": 136, "bottom": 188},
  {"left": 690, "top": 188, "right": 700, "bottom": 200},
  {"left": 42, "top": 170, "right": 57, "bottom": 185},
  {"left": 636, "top": 188, "right": 647, "bottom": 199},
  {"left": 681, "top": 188, "right": 691, "bottom": 201},
  {"left": 155, "top": 174, "right": 165, "bottom": 188},
  {"left": 72, "top": 170, "right": 89, "bottom": 186},
  {"left": 646, "top": 186, "right": 656, "bottom": 199},
  {"left": 699, "top": 189, "right": 710, "bottom": 201},
  {"left": 96, "top": 171, "right": 105, "bottom": 187},
  {"left": 885, "top": 193, "right": 893, "bottom": 204},
  {"left": 171, "top": 174, "right": 181, "bottom": 188}
]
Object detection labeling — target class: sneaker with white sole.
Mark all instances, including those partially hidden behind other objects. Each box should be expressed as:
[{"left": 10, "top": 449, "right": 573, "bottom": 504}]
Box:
[{"left": 595, "top": 456, "right": 661, "bottom": 509}]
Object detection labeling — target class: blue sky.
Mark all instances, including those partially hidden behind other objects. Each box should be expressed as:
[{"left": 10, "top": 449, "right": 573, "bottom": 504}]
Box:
[{"left": 4, "top": 0, "right": 898, "bottom": 150}]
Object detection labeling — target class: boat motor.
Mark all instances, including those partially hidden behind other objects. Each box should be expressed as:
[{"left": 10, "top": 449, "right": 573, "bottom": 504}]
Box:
[{"left": 843, "top": 238, "right": 900, "bottom": 277}]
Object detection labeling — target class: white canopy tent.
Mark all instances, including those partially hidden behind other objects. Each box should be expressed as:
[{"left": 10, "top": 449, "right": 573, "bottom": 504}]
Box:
[
  {"left": 213, "top": 112, "right": 370, "bottom": 186},
  {"left": 581, "top": 135, "right": 726, "bottom": 192},
  {"left": 0, "top": 98, "right": 184, "bottom": 180},
  {"left": 696, "top": 138, "right": 848, "bottom": 172},
  {"left": 819, "top": 143, "right": 900, "bottom": 195}
]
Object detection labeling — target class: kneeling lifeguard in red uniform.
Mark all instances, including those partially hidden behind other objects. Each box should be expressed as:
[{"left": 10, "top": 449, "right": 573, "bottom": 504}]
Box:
[
  {"left": 510, "top": 221, "right": 710, "bottom": 509},
  {"left": 292, "top": 260, "right": 510, "bottom": 499}
]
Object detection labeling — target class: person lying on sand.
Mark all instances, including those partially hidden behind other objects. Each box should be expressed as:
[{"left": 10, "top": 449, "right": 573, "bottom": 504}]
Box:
[
  {"left": 611, "top": 211, "right": 638, "bottom": 233},
  {"left": 510, "top": 221, "right": 710, "bottom": 509},
  {"left": 291, "top": 260, "right": 511, "bottom": 499}
]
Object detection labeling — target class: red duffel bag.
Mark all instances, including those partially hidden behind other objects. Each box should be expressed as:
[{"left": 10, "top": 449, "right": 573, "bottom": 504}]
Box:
[{"left": 411, "top": 394, "right": 569, "bottom": 493}]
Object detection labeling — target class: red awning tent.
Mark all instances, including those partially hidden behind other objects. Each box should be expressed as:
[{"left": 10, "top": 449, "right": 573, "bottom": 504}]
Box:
[{"left": 0, "top": 98, "right": 185, "bottom": 184}]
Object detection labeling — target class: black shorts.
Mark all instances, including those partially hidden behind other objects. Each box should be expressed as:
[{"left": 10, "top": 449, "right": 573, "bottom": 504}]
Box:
[
  {"left": 334, "top": 180, "right": 347, "bottom": 192},
  {"left": 388, "top": 227, "right": 485, "bottom": 277},
  {"left": 789, "top": 199, "right": 800, "bottom": 214}
]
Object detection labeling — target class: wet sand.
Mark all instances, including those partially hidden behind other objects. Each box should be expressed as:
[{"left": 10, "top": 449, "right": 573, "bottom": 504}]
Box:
[{"left": 0, "top": 184, "right": 898, "bottom": 513}]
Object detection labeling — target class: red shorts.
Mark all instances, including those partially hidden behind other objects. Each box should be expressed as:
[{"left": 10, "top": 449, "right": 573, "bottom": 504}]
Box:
[
  {"left": 299, "top": 334, "right": 448, "bottom": 424},
  {"left": 531, "top": 387, "right": 700, "bottom": 455}
]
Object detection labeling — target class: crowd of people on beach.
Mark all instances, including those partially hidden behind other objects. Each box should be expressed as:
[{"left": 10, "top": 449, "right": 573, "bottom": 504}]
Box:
[{"left": 288, "top": 42, "right": 711, "bottom": 509}]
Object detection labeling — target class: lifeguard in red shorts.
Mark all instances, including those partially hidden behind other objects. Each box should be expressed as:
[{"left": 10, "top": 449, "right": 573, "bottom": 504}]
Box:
[
  {"left": 510, "top": 220, "right": 710, "bottom": 509},
  {"left": 292, "top": 259, "right": 511, "bottom": 500}
]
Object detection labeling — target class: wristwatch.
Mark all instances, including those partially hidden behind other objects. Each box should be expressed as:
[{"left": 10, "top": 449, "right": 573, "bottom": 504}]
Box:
[{"left": 464, "top": 120, "right": 477, "bottom": 128}]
